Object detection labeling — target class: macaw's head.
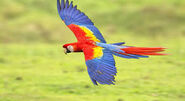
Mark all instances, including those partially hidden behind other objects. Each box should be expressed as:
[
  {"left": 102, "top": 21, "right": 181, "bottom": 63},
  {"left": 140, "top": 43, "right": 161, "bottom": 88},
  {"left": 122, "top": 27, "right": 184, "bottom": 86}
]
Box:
[
  {"left": 63, "top": 44, "right": 74, "bottom": 54},
  {"left": 63, "top": 43, "right": 83, "bottom": 54}
]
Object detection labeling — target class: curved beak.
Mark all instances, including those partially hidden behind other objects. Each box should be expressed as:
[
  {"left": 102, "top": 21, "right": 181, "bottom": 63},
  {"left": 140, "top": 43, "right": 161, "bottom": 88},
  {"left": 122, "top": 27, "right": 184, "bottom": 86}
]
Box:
[{"left": 64, "top": 48, "right": 71, "bottom": 54}]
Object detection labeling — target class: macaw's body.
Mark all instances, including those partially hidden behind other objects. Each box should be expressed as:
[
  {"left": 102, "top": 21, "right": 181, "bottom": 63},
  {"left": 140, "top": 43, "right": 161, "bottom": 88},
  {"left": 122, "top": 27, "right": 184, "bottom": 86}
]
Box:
[{"left": 57, "top": 0, "right": 166, "bottom": 85}]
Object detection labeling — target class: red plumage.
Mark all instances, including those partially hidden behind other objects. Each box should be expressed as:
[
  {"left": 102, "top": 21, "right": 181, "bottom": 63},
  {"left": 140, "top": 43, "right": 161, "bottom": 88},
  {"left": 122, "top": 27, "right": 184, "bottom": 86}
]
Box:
[
  {"left": 121, "top": 47, "right": 166, "bottom": 55},
  {"left": 68, "top": 24, "right": 94, "bottom": 42}
]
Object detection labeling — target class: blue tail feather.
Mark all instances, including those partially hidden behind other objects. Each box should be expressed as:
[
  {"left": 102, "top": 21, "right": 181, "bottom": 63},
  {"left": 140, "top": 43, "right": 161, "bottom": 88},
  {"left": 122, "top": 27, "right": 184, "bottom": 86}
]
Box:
[{"left": 112, "top": 42, "right": 125, "bottom": 46}]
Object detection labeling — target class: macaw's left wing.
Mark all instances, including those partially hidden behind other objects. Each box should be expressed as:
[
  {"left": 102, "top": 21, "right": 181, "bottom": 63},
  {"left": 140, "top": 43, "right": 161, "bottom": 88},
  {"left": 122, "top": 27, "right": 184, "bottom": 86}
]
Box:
[
  {"left": 57, "top": 0, "right": 106, "bottom": 43},
  {"left": 83, "top": 46, "right": 117, "bottom": 85}
]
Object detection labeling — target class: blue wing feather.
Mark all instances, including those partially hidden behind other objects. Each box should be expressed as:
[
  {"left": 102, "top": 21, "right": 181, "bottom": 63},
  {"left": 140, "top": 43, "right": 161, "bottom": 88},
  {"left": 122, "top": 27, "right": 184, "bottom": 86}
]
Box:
[
  {"left": 65, "top": 0, "right": 69, "bottom": 8},
  {"left": 86, "top": 59, "right": 117, "bottom": 85},
  {"left": 85, "top": 49, "right": 117, "bottom": 85},
  {"left": 57, "top": 0, "right": 106, "bottom": 43},
  {"left": 101, "top": 49, "right": 115, "bottom": 66},
  {"left": 57, "top": 0, "right": 94, "bottom": 25}
]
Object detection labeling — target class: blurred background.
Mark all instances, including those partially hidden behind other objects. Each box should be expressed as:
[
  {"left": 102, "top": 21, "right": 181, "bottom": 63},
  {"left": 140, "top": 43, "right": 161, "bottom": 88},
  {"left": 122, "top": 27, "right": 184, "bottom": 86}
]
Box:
[{"left": 0, "top": 0, "right": 185, "bottom": 101}]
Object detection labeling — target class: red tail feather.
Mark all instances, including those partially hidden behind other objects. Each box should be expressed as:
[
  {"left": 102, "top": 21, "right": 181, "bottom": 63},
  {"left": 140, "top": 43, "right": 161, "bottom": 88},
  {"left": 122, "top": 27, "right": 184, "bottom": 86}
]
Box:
[{"left": 122, "top": 47, "right": 166, "bottom": 56}]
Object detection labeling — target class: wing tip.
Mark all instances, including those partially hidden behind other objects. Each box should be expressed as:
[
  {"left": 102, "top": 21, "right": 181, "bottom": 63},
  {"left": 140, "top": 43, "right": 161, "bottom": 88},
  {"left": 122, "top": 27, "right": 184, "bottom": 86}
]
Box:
[
  {"left": 86, "top": 59, "right": 117, "bottom": 85},
  {"left": 57, "top": 0, "right": 61, "bottom": 12},
  {"left": 91, "top": 79, "right": 98, "bottom": 86}
]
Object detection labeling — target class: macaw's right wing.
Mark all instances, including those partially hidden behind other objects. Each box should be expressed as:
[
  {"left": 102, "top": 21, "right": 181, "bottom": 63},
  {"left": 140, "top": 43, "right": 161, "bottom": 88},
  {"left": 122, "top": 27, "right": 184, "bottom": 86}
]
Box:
[
  {"left": 83, "top": 45, "right": 117, "bottom": 85},
  {"left": 57, "top": 0, "right": 106, "bottom": 43}
]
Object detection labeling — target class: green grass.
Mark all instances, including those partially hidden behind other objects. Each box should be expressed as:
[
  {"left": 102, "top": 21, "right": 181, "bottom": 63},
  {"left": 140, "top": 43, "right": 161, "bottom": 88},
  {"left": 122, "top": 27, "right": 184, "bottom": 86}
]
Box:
[
  {"left": 0, "top": 0, "right": 185, "bottom": 100},
  {"left": 0, "top": 36, "right": 184, "bottom": 101},
  {"left": 0, "top": 0, "right": 185, "bottom": 43}
]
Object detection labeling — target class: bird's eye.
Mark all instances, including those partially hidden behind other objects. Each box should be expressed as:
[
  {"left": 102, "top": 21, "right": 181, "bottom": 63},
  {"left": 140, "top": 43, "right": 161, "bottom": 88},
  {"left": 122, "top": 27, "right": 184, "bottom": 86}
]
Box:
[{"left": 67, "top": 45, "right": 74, "bottom": 52}]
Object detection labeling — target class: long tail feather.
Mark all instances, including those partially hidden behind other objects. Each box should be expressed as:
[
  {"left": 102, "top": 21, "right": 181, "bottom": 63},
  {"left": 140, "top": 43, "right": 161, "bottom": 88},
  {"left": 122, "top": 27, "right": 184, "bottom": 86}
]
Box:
[
  {"left": 121, "top": 47, "right": 167, "bottom": 56},
  {"left": 95, "top": 42, "right": 167, "bottom": 59}
]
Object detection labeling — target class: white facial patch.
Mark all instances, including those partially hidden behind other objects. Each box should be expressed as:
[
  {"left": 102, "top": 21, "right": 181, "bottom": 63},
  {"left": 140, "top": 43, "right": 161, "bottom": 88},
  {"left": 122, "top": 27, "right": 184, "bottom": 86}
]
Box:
[{"left": 67, "top": 45, "right": 74, "bottom": 52}]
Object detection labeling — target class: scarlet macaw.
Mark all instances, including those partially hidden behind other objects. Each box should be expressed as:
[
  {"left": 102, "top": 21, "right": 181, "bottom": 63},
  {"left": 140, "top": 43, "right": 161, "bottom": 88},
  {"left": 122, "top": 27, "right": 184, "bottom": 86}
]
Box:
[{"left": 57, "top": 0, "right": 166, "bottom": 85}]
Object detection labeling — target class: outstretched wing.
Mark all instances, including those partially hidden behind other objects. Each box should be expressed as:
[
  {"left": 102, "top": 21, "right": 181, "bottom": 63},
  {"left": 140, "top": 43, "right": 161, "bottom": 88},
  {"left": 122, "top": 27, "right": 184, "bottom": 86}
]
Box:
[
  {"left": 57, "top": 0, "right": 106, "bottom": 43},
  {"left": 83, "top": 46, "right": 117, "bottom": 85}
]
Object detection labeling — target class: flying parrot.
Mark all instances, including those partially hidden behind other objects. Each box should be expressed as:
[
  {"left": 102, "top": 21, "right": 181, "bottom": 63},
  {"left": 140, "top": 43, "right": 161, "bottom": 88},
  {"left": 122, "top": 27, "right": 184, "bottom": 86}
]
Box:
[{"left": 57, "top": 0, "right": 166, "bottom": 85}]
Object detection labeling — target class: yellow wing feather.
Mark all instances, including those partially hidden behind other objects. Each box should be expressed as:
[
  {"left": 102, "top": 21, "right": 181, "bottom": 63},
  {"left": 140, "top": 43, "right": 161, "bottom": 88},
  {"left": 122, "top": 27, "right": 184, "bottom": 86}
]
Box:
[
  {"left": 80, "top": 26, "right": 101, "bottom": 42},
  {"left": 93, "top": 47, "right": 103, "bottom": 58}
]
